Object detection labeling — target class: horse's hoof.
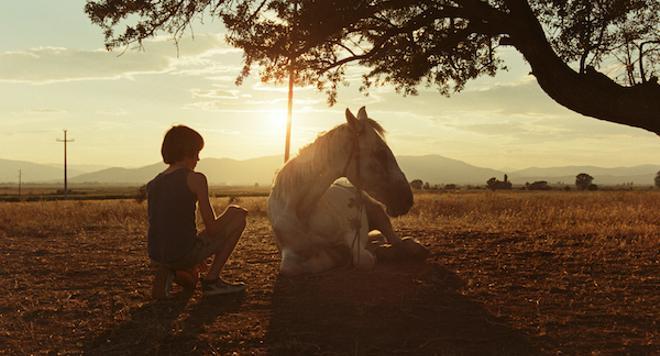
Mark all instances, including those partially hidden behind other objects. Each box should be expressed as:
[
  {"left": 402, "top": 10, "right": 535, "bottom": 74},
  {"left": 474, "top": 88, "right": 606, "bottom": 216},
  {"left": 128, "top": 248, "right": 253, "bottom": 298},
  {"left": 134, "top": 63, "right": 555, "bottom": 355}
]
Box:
[
  {"left": 400, "top": 237, "right": 430, "bottom": 260},
  {"left": 368, "top": 231, "right": 386, "bottom": 243}
]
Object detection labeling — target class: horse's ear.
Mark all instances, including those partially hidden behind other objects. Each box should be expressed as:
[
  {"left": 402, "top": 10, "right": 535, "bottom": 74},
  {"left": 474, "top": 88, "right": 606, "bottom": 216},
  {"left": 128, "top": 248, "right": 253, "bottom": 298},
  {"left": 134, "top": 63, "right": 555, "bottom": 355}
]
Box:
[
  {"left": 345, "top": 108, "right": 359, "bottom": 131},
  {"left": 357, "top": 106, "right": 368, "bottom": 121}
]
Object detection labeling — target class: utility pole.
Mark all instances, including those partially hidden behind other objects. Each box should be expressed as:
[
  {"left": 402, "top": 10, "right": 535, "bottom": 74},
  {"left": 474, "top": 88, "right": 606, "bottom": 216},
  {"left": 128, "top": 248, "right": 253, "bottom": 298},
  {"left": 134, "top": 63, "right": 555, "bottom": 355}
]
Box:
[
  {"left": 18, "top": 169, "right": 22, "bottom": 199},
  {"left": 56, "top": 129, "right": 74, "bottom": 199},
  {"left": 283, "top": 0, "right": 298, "bottom": 163},
  {"left": 284, "top": 69, "right": 295, "bottom": 162}
]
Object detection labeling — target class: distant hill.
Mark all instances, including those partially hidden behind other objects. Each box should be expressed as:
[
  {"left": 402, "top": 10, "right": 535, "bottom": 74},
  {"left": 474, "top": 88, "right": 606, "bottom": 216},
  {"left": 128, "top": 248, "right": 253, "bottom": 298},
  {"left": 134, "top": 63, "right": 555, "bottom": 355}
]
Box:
[
  {"left": 44, "top": 163, "right": 111, "bottom": 173},
  {"left": 3, "top": 155, "right": 658, "bottom": 186},
  {"left": 70, "top": 162, "right": 168, "bottom": 184},
  {"left": 0, "top": 158, "right": 87, "bottom": 183},
  {"left": 397, "top": 155, "right": 503, "bottom": 185},
  {"left": 509, "top": 165, "right": 660, "bottom": 186},
  {"left": 67, "top": 155, "right": 504, "bottom": 186},
  {"left": 70, "top": 157, "right": 284, "bottom": 185}
]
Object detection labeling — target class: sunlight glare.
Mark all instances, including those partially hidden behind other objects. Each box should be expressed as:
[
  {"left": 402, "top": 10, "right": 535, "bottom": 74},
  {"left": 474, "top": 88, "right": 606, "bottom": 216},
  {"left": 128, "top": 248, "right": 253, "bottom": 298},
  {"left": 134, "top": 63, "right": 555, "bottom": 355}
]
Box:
[{"left": 265, "top": 108, "right": 288, "bottom": 141}]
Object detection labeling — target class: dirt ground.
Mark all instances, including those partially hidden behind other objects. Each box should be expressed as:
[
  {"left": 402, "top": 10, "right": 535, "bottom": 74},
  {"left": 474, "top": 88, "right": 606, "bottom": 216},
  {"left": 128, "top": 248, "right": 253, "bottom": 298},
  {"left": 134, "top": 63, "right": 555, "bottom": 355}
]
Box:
[{"left": 0, "top": 195, "right": 658, "bottom": 355}]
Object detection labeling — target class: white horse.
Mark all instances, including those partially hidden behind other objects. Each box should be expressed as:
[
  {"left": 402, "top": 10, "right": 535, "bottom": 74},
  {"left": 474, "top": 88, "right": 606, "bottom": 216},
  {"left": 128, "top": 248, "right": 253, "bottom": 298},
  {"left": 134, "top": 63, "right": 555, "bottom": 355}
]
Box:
[{"left": 267, "top": 107, "right": 422, "bottom": 275}]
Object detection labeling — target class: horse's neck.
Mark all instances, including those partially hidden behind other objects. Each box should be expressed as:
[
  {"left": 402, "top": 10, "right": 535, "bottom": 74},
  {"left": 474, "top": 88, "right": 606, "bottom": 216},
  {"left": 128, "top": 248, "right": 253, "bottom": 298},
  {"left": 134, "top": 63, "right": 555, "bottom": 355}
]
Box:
[{"left": 279, "top": 127, "right": 351, "bottom": 215}]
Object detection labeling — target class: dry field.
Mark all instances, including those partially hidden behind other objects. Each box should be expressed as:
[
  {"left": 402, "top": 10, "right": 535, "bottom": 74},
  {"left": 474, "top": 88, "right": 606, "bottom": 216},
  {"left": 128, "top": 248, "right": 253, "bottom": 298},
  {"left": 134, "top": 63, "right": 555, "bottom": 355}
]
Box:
[{"left": 0, "top": 191, "right": 658, "bottom": 355}]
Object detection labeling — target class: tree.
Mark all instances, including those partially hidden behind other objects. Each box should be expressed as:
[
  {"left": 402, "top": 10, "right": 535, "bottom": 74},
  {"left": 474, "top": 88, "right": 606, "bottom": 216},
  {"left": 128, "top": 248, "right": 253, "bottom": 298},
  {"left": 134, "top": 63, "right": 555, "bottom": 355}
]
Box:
[
  {"left": 410, "top": 179, "right": 424, "bottom": 190},
  {"left": 655, "top": 171, "right": 660, "bottom": 188},
  {"left": 575, "top": 173, "right": 594, "bottom": 190},
  {"left": 86, "top": 0, "right": 660, "bottom": 134},
  {"left": 487, "top": 177, "right": 498, "bottom": 189},
  {"left": 525, "top": 180, "right": 550, "bottom": 190}
]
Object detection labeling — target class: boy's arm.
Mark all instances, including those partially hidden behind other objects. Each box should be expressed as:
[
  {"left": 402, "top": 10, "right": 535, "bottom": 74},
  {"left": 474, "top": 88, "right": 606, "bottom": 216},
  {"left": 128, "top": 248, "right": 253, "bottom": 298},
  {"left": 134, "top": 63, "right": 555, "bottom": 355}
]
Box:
[{"left": 187, "top": 172, "right": 217, "bottom": 234}]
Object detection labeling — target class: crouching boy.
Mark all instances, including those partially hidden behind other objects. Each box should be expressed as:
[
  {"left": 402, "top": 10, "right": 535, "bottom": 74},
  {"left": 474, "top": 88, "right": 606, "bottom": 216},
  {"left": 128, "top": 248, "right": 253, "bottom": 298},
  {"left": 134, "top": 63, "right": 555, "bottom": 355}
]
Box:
[{"left": 147, "top": 125, "right": 247, "bottom": 298}]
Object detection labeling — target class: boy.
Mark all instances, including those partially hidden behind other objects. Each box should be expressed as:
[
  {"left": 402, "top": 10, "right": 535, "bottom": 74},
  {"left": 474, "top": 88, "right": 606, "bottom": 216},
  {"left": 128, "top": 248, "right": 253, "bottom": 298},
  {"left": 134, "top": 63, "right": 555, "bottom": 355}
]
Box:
[{"left": 147, "top": 125, "right": 247, "bottom": 298}]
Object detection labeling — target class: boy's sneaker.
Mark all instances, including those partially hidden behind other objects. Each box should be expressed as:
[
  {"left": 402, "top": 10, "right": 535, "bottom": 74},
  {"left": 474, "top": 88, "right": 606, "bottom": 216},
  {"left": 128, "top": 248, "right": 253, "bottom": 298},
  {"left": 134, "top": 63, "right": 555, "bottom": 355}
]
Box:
[
  {"left": 201, "top": 278, "right": 246, "bottom": 296},
  {"left": 152, "top": 266, "right": 174, "bottom": 299}
]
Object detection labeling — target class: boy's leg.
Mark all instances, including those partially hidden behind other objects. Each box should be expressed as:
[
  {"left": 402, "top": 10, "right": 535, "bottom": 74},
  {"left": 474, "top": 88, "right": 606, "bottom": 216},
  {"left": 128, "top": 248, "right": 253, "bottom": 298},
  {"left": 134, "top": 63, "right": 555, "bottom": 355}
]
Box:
[
  {"left": 201, "top": 205, "right": 247, "bottom": 281},
  {"left": 151, "top": 263, "right": 174, "bottom": 299}
]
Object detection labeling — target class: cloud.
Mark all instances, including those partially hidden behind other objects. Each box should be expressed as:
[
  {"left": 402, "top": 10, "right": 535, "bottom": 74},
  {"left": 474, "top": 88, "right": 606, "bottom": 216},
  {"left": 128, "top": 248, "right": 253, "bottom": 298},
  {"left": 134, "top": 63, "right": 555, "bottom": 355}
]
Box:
[
  {"left": 424, "top": 81, "right": 568, "bottom": 116},
  {"left": 22, "top": 108, "right": 68, "bottom": 115},
  {"left": 251, "top": 82, "right": 315, "bottom": 92},
  {"left": 0, "top": 34, "right": 236, "bottom": 84},
  {"left": 96, "top": 109, "right": 129, "bottom": 116},
  {"left": 191, "top": 88, "right": 241, "bottom": 100}
]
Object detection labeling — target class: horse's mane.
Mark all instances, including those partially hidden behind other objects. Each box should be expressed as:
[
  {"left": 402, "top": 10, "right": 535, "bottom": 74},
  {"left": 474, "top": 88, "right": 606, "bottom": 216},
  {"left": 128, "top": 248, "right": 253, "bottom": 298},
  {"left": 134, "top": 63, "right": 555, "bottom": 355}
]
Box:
[
  {"left": 297, "top": 118, "right": 386, "bottom": 156},
  {"left": 273, "top": 119, "right": 385, "bottom": 196}
]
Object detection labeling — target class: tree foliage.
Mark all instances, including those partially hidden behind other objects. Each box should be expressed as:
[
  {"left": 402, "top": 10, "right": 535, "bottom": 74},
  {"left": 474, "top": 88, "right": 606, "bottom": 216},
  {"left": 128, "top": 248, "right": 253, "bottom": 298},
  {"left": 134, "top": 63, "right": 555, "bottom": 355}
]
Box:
[
  {"left": 655, "top": 170, "right": 660, "bottom": 188},
  {"left": 85, "top": 0, "right": 660, "bottom": 133},
  {"left": 525, "top": 180, "right": 550, "bottom": 190},
  {"left": 575, "top": 173, "right": 594, "bottom": 190},
  {"left": 410, "top": 179, "right": 424, "bottom": 190}
]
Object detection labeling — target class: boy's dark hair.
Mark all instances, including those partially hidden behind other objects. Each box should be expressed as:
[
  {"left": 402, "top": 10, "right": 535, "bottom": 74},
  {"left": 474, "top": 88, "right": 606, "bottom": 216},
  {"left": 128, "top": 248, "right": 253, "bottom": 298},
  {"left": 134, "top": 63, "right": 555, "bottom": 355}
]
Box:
[{"left": 161, "top": 125, "right": 204, "bottom": 164}]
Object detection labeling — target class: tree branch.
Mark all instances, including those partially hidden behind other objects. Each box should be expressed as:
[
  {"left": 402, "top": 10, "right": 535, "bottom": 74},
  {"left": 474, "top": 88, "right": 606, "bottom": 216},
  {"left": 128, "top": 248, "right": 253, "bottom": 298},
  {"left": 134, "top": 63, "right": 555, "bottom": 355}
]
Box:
[{"left": 503, "top": 0, "right": 660, "bottom": 134}]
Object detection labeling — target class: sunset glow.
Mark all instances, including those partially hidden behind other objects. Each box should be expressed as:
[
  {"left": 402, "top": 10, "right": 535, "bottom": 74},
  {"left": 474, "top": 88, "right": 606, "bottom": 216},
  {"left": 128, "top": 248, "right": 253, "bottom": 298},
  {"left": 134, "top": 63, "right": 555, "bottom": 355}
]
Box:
[{"left": 0, "top": 1, "right": 658, "bottom": 170}]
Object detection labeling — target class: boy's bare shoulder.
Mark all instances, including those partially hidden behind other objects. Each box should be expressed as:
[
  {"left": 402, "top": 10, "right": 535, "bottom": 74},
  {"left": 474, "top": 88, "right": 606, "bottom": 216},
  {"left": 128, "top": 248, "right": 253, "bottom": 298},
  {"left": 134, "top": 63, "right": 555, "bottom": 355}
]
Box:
[{"left": 187, "top": 171, "right": 208, "bottom": 189}]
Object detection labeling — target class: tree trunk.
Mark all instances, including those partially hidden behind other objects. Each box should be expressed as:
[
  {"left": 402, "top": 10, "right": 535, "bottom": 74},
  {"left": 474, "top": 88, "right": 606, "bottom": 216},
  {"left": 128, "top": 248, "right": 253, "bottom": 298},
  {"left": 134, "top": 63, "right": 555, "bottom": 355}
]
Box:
[{"left": 504, "top": 0, "right": 660, "bottom": 135}]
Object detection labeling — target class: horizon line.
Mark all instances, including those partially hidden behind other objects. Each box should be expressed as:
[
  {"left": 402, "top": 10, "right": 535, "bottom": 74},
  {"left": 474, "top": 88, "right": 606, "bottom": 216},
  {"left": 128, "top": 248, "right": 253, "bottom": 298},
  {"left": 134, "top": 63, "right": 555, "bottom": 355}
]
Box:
[{"left": 1, "top": 154, "right": 659, "bottom": 172}]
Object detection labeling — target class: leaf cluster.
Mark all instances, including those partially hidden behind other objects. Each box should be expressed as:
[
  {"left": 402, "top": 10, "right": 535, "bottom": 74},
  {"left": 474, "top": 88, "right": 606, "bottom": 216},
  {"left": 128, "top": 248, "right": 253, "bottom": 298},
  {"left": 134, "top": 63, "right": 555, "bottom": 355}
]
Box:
[
  {"left": 532, "top": 0, "right": 659, "bottom": 81},
  {"left": 85, "top": 0, "right": 660, "bottom": 103}
]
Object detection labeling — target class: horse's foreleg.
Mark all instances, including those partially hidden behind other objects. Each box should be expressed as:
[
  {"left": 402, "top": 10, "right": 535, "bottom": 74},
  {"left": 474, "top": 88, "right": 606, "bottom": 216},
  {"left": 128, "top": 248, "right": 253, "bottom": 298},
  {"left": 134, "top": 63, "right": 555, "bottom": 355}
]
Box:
[
  {"left": 363, "top": 194, "right": 430, "bottom": 261},
  {"left": 363, "top": 194, "right": 402, "bottom": 245}
]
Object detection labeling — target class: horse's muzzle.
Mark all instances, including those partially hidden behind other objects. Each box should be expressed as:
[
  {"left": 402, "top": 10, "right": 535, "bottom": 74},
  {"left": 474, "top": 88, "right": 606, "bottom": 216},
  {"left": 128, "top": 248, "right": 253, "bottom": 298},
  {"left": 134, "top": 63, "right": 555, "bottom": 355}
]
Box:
[{"left": 385, "top": 182, "right": 413, "bottom": 217}]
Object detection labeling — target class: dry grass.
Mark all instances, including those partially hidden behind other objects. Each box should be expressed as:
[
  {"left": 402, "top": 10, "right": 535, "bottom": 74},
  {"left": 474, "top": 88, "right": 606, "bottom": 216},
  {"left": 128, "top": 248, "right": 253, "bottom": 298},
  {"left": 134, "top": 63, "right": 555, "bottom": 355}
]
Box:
[
  {"left": 0, "top": 191, "right": 658, "bottom": 354},
  {"left": 398, "top": 191, "right": 659, "bottom": 240},
  {"left": 2, "top": 191, "right": 656, "bottom": 239}
]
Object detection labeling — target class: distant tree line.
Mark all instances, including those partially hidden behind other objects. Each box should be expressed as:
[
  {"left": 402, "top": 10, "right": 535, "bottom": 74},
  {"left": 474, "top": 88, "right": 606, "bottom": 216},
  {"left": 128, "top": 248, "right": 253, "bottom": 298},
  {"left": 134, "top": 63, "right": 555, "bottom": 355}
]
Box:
[{"left": 409, "top": 170, "right": 660, "bottom": 191}]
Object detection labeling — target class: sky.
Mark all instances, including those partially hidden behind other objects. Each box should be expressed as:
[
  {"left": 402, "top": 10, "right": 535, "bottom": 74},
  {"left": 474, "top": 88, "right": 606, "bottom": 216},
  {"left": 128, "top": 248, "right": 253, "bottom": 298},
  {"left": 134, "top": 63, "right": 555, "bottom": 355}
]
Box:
[{"left": 1, "top": 1, "right": 659, "bottom": 170}]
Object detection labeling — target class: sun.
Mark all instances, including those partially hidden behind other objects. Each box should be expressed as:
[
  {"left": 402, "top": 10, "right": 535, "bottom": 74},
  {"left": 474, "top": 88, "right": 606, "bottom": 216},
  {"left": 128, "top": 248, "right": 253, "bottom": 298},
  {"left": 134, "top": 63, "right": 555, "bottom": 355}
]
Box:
[{"left": 264, "top": 108, "right": 288, "bottom": 139}]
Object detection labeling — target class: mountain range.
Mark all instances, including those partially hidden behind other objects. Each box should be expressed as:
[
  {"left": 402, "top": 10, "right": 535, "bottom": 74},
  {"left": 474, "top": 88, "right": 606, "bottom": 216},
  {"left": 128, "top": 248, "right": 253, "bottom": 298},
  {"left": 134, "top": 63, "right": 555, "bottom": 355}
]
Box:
[
  {"left": 1, "top": 155, "right": 658, "bottom": 186},
  {"left": 0, "top": 158, "right": 110, "bottom": 183}
]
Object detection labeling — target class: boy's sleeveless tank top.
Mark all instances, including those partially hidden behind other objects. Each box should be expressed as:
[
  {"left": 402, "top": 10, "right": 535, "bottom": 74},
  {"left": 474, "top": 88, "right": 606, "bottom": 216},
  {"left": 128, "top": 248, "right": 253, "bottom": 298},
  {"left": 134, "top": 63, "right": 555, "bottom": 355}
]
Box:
[{"left": 146, "top": 168, "right": 198, "bottom": 264}]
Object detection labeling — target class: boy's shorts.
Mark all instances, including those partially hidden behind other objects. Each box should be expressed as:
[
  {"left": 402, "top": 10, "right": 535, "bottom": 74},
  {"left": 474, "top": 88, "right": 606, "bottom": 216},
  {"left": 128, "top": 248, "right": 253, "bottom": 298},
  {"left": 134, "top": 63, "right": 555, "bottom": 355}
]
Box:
[{"left": 159, "top": 232, "right": 224, "bottom": 270}]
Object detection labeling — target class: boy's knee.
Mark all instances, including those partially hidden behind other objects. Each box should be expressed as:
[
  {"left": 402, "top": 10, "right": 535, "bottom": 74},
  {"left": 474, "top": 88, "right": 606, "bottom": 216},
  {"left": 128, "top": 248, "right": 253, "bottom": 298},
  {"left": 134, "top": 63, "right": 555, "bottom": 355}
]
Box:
[
  {"left": 228, "top": 206, "right": 248, "bottom": 221},
  {"left": 227, "top": 205, "right": 248, "bottom": 217},
  {"left": 227, "top": 205, "right": 247, "bottom": 230}
]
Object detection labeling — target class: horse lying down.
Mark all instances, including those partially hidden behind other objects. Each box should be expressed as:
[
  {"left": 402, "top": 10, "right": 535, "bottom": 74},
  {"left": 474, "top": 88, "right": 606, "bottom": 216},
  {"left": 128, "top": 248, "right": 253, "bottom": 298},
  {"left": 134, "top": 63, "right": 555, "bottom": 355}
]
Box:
[{"left": 267, "top": 106, "right": 429, "bottom": 275}]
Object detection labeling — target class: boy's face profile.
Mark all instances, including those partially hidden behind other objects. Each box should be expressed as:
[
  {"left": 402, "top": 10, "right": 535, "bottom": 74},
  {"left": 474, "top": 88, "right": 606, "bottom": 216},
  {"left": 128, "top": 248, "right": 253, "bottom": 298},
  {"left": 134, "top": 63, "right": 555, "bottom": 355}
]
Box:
[{"left": 178, "top": 151, "right": 200, "bottom": 170}]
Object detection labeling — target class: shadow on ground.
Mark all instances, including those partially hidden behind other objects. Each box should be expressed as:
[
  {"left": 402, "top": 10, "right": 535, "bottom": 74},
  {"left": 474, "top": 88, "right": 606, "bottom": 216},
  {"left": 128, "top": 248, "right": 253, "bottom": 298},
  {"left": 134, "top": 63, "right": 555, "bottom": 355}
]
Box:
[
  {"left": 82, "top": 291, "right": 245, "bottom": 354},
  {"left": 266, "top": 262, "right": 534, "bottom": 355}
]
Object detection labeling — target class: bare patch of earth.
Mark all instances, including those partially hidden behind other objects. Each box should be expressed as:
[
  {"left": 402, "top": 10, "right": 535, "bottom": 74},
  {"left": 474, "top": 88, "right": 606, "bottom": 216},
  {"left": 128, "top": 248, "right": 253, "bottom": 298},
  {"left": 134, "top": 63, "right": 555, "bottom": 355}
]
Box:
[{"left": 0, "top": 218, "right": 657, "bottom": 354}]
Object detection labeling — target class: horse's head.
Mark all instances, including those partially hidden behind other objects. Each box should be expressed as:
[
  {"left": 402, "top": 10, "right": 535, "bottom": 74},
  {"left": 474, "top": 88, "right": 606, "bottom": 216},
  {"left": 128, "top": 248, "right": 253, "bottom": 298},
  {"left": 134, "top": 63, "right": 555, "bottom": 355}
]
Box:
[{"left": 344, "top": 107, "right": 413, "bottom": 217}]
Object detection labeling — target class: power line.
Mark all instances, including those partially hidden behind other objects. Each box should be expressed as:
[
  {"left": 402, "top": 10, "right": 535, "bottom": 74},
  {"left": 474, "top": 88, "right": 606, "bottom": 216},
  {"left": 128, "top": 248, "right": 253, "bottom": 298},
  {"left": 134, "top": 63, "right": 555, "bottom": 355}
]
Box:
[{"left": 56, "top": 129, "right": 75, "bottom": 199}]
